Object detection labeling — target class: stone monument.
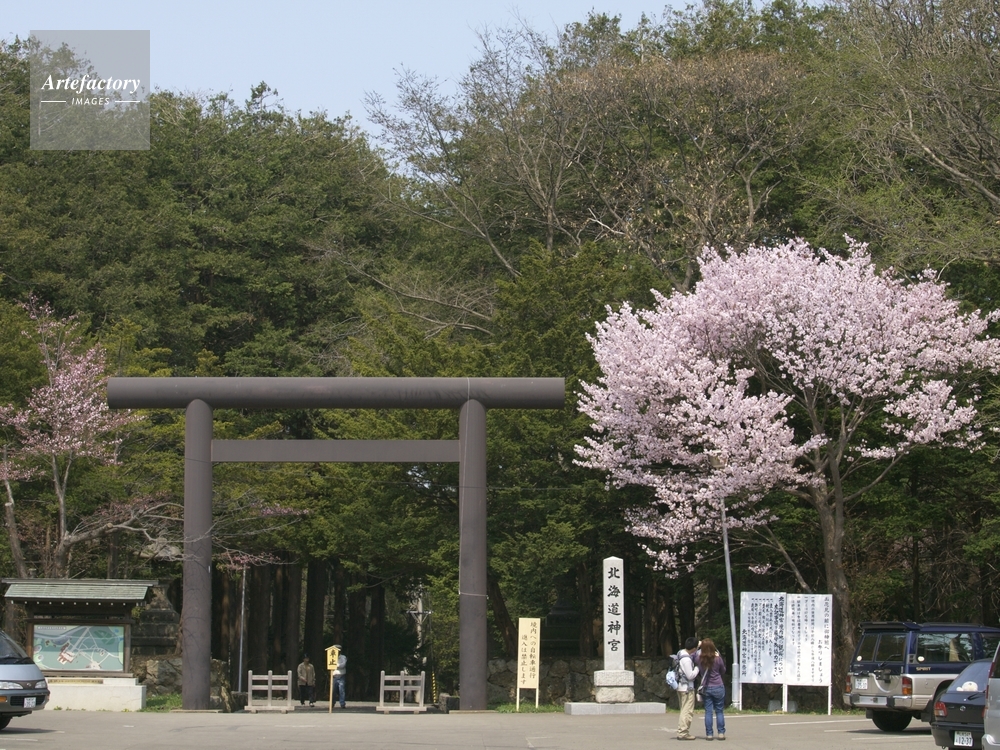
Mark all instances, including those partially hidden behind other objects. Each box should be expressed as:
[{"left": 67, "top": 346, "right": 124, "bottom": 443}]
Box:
[{"left": 564, "top": 556, "right": 665, "bottom": 715}]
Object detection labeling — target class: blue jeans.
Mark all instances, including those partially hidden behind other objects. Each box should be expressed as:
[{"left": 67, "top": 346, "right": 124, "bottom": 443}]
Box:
[
  {"left": 703, "top": 685, "right": 726, "bottom": 737},
  {"left": 333, "top": 674, "right": 346, "bottom": 707}
]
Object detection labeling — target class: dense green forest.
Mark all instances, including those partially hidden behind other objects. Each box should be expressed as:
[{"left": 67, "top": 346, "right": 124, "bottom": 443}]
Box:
[{"left": 1, "top": 0, "right": 999, "bottom": 700}]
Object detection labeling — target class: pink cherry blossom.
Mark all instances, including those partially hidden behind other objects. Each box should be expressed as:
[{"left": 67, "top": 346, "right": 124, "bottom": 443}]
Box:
[
  {"left": 577, "top": 238, "right": 1000, "bottom": 587},
  {"left": 0, "top": 301, "right": 140, "bottom": 577}
]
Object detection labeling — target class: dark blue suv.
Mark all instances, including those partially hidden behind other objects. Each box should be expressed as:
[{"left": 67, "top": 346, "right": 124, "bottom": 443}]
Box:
[{"left": 844, "top": 622, "right": 1000, "bottom": 732}]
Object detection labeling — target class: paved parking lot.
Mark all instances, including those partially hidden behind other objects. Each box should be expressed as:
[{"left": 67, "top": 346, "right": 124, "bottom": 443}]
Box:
[{"left": 0, "top": 710, "right": 938, "bottom": 750}]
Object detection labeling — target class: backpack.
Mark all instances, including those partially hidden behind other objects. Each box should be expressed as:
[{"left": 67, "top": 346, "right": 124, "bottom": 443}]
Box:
[{"left": 666, "top": 651, "right": 684, "bottom": 690}]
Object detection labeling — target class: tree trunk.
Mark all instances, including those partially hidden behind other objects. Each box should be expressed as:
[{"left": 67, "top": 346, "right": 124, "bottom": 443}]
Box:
[
  {"left": 487, "top": 574, "right": 517, "bottom": 658},
  {"left": 248, "top": 564, "right": 271, "bottom": 675},
  {"left": 106, "top": 530, "right": 120, "bottom": 578},
  {"left": 271, "top": 563, "right": 287, "bottom": 673},
  {"left": 331, "top": 561, "right": 345, "bottom": 648},
  {"left": 982, "top": 563, "right": 998, "bottom": 627},
  {"left": 815, "top": 493, "right": 854, "bottom": 696},
  {"left": 347, "top": 571, "right": 368, "bottom": 699},
  {"left": 2, "top": 478, "right": 26, "bottom": 579},
  {"left": 367, "top": 579, "right": 385, "bottom": 695},
  {"left": 304, "top": 560, "right": 328, "bottom": 694},
  {"left": 645, "top": 578, "right": 661, "bottom": 658},
  {"left": 663, "top": 580, "right": 678, "bottom": 656},
  {"left": 283, "top": 563, "right": 302, "bottom": 675},
  {"left": 577, "top": 561, "right": 594, "bottom": 658},
  {"left": 677, "top": 574, "right": 696, "bottom": 643},
  {"left": 627, "top": 560, "right": 643, "bottom": 657}
]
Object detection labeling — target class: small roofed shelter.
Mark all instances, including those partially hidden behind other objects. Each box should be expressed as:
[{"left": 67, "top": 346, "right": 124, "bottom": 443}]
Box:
[{"left": 2, "top": 579, "right": 155, "bottom": 675}]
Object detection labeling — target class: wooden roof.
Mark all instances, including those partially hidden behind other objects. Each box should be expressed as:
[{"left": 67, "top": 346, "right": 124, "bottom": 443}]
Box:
[{"left": 2, "top": 579, "right": 156, "bottom": 606}]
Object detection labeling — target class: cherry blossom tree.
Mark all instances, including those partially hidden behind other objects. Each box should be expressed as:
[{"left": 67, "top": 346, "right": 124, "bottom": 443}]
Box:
[
  {"left": 577, "top": 238, "right": 1000, "bottom": 656},
  {"left": 0, "top": 302, "right": 143, "bottom": 578}
]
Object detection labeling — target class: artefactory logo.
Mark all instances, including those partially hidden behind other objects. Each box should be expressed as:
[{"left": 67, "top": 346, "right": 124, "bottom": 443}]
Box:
[{"left": 29, "top": 30, "right": 150, "bottom": 150}]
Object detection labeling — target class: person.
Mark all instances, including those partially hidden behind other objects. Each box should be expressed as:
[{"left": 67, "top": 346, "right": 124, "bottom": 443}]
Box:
[
  {"left": 676, "top": 637, "right": 701, "bottom": 741},
  {"left": 698, "top": 638, "right": 727, "bottom": 740},
  {"left": 332, "top": 645, "right": 347, "bottom": 708},
  {"left": 297, "top": 655, "right": 316, "bottom": 706}
]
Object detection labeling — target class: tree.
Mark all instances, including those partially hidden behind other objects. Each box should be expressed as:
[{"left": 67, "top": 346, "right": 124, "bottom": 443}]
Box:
[
  {"left": 0, "top": 302, "right": 143, "bottom": 578},
  {"left": 577, "top": 238, "right": 1000, "bottom": 666},
  {"left": 802, "top": 0, "right": 1000, "bottom": 266}
]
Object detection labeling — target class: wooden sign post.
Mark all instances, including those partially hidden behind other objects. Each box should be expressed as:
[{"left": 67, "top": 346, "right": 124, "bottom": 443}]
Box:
[
  {"left": 516, "top": 617, "right": 541, "bottom": 710},
  {"left": 325, "top": 645, "right": 340, "bottom": 713}
]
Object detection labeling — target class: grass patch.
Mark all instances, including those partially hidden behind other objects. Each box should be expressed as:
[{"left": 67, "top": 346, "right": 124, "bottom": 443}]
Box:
[
  {"left": 492, "top": 703, "right": 564, "bottom": 713},
  {"left": 142, "top": 693, "right": 183, "bottom": 712}
]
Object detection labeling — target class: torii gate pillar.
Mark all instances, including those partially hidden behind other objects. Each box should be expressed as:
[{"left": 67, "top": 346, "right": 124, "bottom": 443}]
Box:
[{"left": 108, "top": 377, "right": 564, "bottom": 711}]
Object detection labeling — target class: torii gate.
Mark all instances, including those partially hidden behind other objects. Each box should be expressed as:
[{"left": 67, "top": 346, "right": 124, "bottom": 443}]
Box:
[{"left": 107, "top": 377, "right": 564, "bottom": 710}]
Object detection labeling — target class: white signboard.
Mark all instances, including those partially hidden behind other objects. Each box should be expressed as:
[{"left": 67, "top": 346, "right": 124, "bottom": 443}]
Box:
[
  {"left": 516, "top": 617, "right": 541, "bottom": 710},
  {"left": 739, "top": 591, "right": 834, "bottom": 713},
  {"left": 784, "top": 594, "right": 833, "bottom": 687},
  {"left": 739, "top": 592, "right": 785, "bottom": 684},
  {"left": 603, "top": 556, "right": 625, "bottom": 671},
  {"left": 517, "top": 618, "right": 541, "bottom": 690}
]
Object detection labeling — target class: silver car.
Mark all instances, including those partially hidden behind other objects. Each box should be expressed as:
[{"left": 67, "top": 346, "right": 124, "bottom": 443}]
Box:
[
  {"left": 983, "top": 642, "right": 1000, "bottom": 747},
  {"left": 0, "top": 630, "right": 48, "bottom": 730}
]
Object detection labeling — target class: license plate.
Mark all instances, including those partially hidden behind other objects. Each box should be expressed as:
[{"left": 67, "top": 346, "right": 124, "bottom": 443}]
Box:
[
  {"left": 855, "top": 678, "right": 869, "bottom": 690},
  {"left": 24, "top": 696, "right": 35, "bottom": 708},
  {"left": 954, "top": 731, "right": 974, "bottom": 747}
]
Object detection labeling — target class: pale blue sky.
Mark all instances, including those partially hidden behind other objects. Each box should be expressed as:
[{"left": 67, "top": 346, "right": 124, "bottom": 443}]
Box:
[{"left": 6, "top": 1, "right": 675, "bottom": 132}]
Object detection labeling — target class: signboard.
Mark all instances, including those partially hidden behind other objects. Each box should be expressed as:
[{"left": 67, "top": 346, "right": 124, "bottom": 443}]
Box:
[
  {"left": 739, "top": 592, "right": 834, "bottom": 713},
  {"left": 785, "top": 594, "right": 832, "bottom": 687},
  {"left": 739, "top": 592, "right": 785, "bottom": 684},
  {"left": 32, "top": 623, "right": 125, "bottom": 671},
  {"left": 603, "top": 556, "right": 625, "bottom": 671},
  {"left": 516, "top": 617, "right": 541, "bottom": 710}
]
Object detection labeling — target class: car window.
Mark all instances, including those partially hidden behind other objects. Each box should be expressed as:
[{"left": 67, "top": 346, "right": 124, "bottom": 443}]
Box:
[
  {"left": 950, "top": 660, "right": 992, "bottom": 692},
  {"left": 874, "top": 632, "right": 906, "bottom": 662},
  {"left": 855, "top": 632, "right": 879, "bottom": 662},
  {"left": 0, "top": 630, "right": 28, "bottom": 660},
  {"left": 916, "top": 632, "right": 974, "bottom": 663}
]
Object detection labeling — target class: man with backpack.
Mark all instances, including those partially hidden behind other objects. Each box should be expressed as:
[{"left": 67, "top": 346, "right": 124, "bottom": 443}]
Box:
[{"left": 675, "top": 637, "right": 700, "bottom": 741}]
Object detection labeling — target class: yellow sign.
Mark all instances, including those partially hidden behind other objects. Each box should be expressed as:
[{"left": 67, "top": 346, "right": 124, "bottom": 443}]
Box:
[{"left": 326, "top": 645, "right": 340, "bottom": 671}]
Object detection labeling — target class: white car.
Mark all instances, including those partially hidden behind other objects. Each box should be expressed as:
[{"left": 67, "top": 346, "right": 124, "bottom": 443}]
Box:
[{"left": 0, "top": 630, "right": 48, "bottom": 730}]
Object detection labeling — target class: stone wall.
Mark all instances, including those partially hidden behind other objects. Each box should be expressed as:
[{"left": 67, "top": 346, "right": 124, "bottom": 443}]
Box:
[
  {"left": 487, "top": 657, "right": 676, "bottom": 707},
  {"left": 132, "top": 655, "right": 236, "bottom": 712}
]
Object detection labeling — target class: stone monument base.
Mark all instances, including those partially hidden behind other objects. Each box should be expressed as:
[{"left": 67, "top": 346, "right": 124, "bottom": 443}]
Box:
[
  {"left": 564, "top": 701, "right": 665, "bottom": 715},
  {"left": 593, "top": 668, "right": 634, "bottom": 703}
]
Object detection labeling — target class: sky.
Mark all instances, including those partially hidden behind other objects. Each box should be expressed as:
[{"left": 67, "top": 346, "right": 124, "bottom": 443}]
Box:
[{"left": 5, "top": 1, "right": 676, "bottom": 133}]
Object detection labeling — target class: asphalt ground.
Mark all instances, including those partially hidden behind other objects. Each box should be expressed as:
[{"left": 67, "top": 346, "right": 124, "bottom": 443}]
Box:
[{"left": 0, "top": 708, "right": 940, "bottom": 750}]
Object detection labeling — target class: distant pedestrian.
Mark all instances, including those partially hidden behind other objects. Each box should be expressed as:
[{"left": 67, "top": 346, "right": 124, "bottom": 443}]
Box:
[
  {"left": 676, "top": 637, "right": 700, "bottom": 740},
  {"left": 698, "top": 638, "right": 727, "bottom": 740},
  {"left": 297, "top": 655, "right": 316, "bottom": 706},
  {"left": 332, "top": 645, "right": 347, "bottom": 708}
]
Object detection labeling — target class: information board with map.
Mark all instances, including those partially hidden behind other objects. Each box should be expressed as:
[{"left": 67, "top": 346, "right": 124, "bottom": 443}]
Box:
[{"left": 32, "top": 624, "right": 125, "bottom": 671}]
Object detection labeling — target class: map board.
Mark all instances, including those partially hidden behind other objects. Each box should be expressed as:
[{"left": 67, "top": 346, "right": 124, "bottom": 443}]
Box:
[{"left": 32, "top": 624, "right": 125, "bottom": 671}]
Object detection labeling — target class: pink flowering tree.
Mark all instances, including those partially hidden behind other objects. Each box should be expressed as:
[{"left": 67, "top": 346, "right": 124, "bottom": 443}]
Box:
[
  {"left": 577, "top": 238, "right": 1000, "bottom": 656},
  {"left": 0, "top": 303, "right": 144, "bottom": 578}
]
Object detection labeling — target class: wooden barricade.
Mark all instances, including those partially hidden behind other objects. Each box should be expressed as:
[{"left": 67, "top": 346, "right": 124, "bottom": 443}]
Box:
[
  {"left": 246, "top": 670, "right": 294, "bottom": 713},
  {"left": 378, "top": 670, "right": 427, "bottom": 713}
]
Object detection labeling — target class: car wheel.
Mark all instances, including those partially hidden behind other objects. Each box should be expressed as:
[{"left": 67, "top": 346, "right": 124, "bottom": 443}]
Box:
[
  {"left": 0, "top": 715, "right": 11, "bottom": 731},
  {"left": 871, "top": 711, "right": 912, "bottom": 732}
]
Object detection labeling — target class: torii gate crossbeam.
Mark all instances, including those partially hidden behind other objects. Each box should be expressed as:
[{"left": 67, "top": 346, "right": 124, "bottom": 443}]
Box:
[{"left": 107, "top": 377, "right": 564, "bottom": 711}]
